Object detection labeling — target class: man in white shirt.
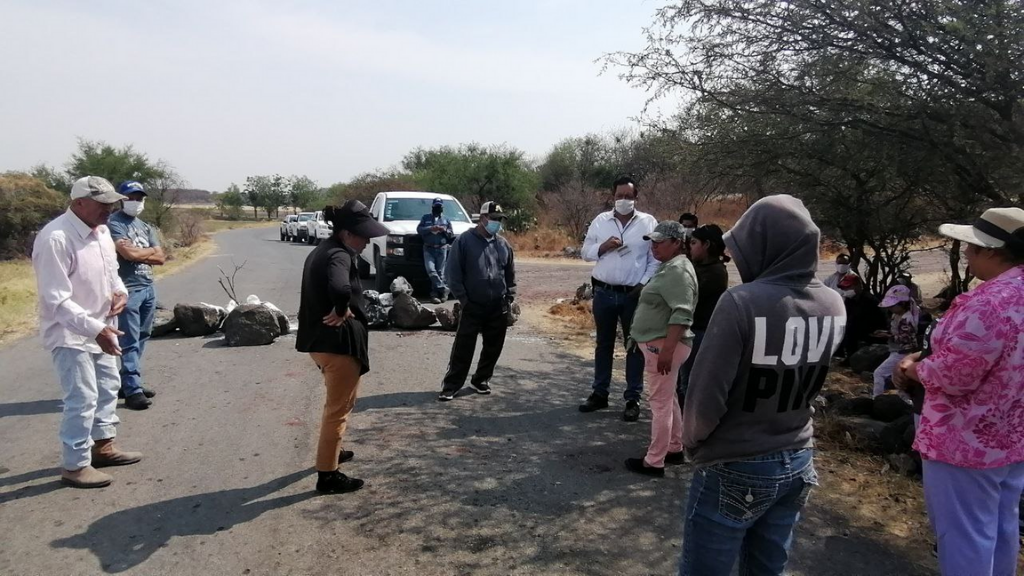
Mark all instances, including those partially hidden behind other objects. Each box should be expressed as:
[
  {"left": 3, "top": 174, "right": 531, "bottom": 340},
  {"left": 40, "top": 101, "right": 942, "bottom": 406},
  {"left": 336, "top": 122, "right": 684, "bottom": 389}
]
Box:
[
  {"left": 823, "top": 253, "right": 852, "bottom": 292},
  {"left": 32, "top": 176, "right": 144, "bottom": 489},
  {"left": 578, "top": 175, "right": 659, "bottom": 421}
]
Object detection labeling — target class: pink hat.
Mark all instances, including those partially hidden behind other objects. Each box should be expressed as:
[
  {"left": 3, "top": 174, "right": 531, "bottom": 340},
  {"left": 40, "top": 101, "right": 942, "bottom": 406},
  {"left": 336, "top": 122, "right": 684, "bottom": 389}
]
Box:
[{"left": 879, "top": 285, "right": 911, "bottom": 308}]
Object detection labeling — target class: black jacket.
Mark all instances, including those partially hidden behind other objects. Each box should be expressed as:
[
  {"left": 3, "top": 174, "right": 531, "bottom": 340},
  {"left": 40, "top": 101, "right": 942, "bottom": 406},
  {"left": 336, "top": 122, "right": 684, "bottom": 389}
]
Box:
[
  {"left": 296, "top": 236, "right": 370, "bottom": 374},
  {"left": 692, "top": 259, "right": 729, "bottom": 331}
]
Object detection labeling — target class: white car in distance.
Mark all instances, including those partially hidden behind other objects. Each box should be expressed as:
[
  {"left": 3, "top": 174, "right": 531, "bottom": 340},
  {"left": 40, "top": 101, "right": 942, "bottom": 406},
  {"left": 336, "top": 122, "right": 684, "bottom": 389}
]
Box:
[{"left": 287, "top": 212, "right": 315, "bottom": 243}]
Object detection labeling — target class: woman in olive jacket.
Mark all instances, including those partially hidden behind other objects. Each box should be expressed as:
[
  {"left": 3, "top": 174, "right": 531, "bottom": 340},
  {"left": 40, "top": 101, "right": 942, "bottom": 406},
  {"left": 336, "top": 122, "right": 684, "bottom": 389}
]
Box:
[
  {"left": 296, "top": 200, "right": 388, "bottom": 494},
  {"left": 677, "top": 224, "right": 730, "bottom": 408}
]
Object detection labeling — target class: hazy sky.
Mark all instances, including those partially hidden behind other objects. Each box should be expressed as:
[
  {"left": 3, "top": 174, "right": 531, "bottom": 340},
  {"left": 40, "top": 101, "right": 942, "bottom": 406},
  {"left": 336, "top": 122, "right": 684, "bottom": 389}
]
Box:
[{"left": 0, "top": 0, "right": 664, "bottom": 191}]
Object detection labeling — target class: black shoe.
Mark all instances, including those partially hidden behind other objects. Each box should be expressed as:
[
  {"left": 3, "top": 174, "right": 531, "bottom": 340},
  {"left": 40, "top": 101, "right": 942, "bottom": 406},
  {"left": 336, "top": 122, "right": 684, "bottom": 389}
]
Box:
[
  {"left": 124, "top": 393, "right": 152, "bottom": 410},
  {"left": 470, "top": 381, "right": 492, "bottom": 395},
  {"left": 665, "top": 451, "right": 686, "bottom": 465},
  {"left": 623, "top": 400, "right": 640, "bottom": 422},
  {"left": 118, "top": 387, "right": 155, "bottom": 399},
  {"left": 578, "top": 393, "right": 609, "bottom": 413},
  {"left": 316, "top": 470, "right": 364, "bottom": 494},
  {"left": 625, "top": 457, "right": 664, "bottom": 477},
  {"left": 438, "top": 390, "right": 457, "bottom": 402},
  {"left": 338, "top": 450, "right": 354, "bottom": 464}
]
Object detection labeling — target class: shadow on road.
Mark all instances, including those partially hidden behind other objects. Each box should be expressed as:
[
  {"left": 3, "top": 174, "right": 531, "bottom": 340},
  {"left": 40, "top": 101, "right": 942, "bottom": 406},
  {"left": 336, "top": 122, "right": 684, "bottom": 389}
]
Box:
[
  {"left": 51, "top": 469, "right": 316, "bottom": 573},
  {"left": 308, "top": 347, "right": 932, "bottom": 575},
  {"left": 0, "top": 399, "right": 62, "bottom": 419}
]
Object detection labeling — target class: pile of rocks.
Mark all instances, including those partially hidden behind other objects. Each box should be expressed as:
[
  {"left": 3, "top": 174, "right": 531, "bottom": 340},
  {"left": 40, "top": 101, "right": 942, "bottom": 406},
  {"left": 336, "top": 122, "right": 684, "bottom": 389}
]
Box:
[
  {"left": 153, "top": 296, "right": 291, "bottom": 346},
  {"left": 817, "top": 393, "right": 919, "bottom": 476}
]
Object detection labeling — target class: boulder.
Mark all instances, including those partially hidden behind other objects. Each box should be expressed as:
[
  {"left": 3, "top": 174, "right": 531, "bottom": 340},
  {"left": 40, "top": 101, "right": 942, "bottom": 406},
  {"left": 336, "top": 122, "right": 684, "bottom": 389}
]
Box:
[
  {"left": 835, "top": 417, "right": 887, "bottom": 453},
  {"left": 173, "top": 303, "right": 223, "bottom": 337},
  {"left": 879, "top": 415, "right": 914, "bottom": 454},
  {"left": 562, "top": 246, "right": 581, "bottom": 259},
  {"left": 151, "top": 309, "right": 178, "bottom": 338},
  {"left": 223, "top": 304, "right": 281, "bottom": 346},
  {"left": 903, "top": 419, "right": 917, "bottom": 447},
  {"left": 849, "top": 344, "right": 892, "bottom": 374},
  {"left": 261, "top": 301, "right": 290, "bottom": 335},
  {"left": 832, "top": 396, "right": 875, "bottom": 417},
  {"left": 821, "top": 390, "right": 852, "bottom": 409},
  {"left": 435, "top": 307, "right": 459, "bottom": 331},
  {"left": 390, "top": 276, "right": 414, "bottom": 296},
  {"left": 886, "top": 453, "right": 920, "bottom": 477},
  {"left": 873, "top": 394, "right": 913, "bottom": 423},
  {"left": 389, "top": 293, "right": 436, "bottom": 329},
  {"left": 362, "top": 290, "right": 391, "bottom": 329}
]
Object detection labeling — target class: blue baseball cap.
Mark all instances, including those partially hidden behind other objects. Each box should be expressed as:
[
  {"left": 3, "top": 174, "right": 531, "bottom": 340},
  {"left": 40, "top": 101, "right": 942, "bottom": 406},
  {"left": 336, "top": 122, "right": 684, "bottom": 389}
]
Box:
[
  {"left": 432, "top": 197, "right": 444, "bottom": 206},
  {"left": 118, "top": 181, "right": 147, "bottom": 196}
]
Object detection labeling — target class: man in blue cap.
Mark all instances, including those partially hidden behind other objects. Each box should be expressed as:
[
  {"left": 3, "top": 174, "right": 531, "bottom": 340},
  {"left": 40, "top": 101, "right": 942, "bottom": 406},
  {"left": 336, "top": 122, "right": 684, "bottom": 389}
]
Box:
[
  {"left": 107, "top": 181, "right": 165, "bottom": 410},
  {"left": 417, "top": 197, "right": 455, "bottom": 304}
]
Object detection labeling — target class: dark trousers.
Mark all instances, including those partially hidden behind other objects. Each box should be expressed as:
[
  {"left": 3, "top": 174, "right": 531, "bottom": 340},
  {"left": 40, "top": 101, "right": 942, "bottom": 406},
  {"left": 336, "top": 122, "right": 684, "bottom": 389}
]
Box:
[
  {"left": 441, "top": 300, "right": 508, "bottom": 392},
  {"left": 591, "top": 286, "right": 644, "bottom": 402}
]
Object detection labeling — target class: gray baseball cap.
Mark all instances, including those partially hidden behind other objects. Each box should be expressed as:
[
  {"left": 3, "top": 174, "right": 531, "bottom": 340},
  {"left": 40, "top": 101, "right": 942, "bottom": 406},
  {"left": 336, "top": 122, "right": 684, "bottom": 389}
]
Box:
[
  {"left": 70, "top": 176, "right": 126, "bottom": 204},
  {"left": 644, "top": 220, "right": 687, "bottom": 242}
]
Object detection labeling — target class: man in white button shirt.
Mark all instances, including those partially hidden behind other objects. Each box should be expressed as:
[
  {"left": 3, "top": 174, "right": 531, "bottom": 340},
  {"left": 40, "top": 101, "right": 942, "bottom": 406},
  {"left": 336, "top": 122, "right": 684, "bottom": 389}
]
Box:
[
  {"left": 578, "top": 175, "right": 659, "bottom": 421},
  {"left": 32, "top": 176, "right": 144, "bottom": 489}
]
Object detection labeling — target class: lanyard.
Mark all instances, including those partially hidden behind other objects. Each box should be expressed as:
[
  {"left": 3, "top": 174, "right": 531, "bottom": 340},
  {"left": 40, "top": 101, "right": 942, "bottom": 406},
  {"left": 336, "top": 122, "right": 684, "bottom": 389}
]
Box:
[{"left": 614, "top": 213, "right": 637, "bottom": 238}]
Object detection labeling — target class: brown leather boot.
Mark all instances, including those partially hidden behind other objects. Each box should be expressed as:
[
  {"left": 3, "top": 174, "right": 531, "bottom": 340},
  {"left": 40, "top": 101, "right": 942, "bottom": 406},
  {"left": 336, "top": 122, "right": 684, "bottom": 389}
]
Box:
[
  {"left": 91, "top": 438, "right": 143, "bottom": 468},
  {"left": 61, "top": 466, "right": 113, "bottom": 488}
]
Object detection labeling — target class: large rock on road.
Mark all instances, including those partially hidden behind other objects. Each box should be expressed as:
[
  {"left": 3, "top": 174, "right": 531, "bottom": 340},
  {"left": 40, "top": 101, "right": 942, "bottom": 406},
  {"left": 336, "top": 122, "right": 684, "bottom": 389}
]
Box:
[
  {"left": 173, "top": 303, "right": 223, "bottom": 337},
  {"left": 223, "top": 304, "right": 282, "bottom": 346}
]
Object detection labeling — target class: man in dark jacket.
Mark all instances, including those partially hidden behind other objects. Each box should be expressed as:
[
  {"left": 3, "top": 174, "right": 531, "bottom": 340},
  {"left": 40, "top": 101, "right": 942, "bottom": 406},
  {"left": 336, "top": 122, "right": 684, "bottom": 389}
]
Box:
[
  {"left": 679, "top": 195, "right": 846, "bottom": 575},
  {"left": 417, "top": 197, "right": 455, "bottom": 304},
  {"left": 438, "top": 202, "right": 516, "bottom": 402}
]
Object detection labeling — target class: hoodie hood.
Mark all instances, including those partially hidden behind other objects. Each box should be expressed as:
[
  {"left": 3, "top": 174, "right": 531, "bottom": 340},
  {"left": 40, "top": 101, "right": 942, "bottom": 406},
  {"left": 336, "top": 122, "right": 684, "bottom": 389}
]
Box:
[{"left": 724, "top": 194, "right": 820, "bottom": 284}]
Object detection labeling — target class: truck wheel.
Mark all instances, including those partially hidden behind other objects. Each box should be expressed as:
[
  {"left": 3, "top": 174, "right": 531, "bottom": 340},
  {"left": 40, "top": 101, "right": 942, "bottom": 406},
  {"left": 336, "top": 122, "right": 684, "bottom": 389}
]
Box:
[
  {"left": 280, "top": 231, "right": 286, "bottom": 241},
  {"left": 307, "top": 233, "right": 315, "bottom": 245}
]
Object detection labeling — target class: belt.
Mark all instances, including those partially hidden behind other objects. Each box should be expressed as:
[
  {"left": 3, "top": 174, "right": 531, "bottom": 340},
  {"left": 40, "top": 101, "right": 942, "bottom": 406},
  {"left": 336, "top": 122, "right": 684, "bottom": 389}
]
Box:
[{"left": 592, "top": 278, "right": 638, "bottom": 294}]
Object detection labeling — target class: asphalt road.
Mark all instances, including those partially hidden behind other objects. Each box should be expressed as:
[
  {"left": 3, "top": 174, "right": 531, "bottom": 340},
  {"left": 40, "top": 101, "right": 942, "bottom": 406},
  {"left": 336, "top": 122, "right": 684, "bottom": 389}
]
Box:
[{"left": 0, "top": 227, "right": 934, "bottom": 576}]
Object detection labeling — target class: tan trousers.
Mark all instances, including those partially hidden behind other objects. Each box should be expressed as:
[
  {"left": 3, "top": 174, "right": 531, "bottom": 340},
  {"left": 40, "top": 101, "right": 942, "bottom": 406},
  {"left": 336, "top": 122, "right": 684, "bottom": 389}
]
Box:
[{"left": 310, "top": 353, "right": 362, "bottom": 472}]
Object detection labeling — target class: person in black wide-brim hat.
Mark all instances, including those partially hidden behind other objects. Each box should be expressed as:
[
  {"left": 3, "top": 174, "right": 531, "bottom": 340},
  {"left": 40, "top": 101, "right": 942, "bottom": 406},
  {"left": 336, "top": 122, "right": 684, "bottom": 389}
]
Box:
[{"left": 296, "top": 199, "right": 388, "bottom": 494}]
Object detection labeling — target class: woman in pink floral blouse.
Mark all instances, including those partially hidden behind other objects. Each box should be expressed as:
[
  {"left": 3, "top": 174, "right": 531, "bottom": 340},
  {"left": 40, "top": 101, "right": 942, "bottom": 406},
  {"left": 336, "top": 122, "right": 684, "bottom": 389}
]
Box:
[{"left": 896, "top": 207, "right": 1024, "bottom": 576}]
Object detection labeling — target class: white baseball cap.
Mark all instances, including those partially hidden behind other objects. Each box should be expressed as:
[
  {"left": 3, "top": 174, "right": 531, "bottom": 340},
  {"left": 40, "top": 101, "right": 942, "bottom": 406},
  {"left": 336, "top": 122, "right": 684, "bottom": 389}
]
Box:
[{"left": 70, "top": 176, "right": 127, "bottom": 204}]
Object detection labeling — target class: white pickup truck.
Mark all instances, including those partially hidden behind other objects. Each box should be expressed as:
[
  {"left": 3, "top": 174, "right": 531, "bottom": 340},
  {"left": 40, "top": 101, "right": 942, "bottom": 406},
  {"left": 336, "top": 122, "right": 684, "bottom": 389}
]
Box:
[
  {"left": 287, "top": 212, "right": 315, "bottom": 243},
  {"left": 360, "top": 192, "right": 475, "bottom": 293},
  {"left": 309, "top": 211, "right": 331, "bottom": 245}
]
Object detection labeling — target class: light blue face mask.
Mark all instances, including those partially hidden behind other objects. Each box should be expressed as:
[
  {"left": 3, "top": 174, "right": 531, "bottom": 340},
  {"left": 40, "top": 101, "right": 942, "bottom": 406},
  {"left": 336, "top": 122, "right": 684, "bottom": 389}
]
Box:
[{"left": 485, "top": 220, "right": 502, "bottom": 235}]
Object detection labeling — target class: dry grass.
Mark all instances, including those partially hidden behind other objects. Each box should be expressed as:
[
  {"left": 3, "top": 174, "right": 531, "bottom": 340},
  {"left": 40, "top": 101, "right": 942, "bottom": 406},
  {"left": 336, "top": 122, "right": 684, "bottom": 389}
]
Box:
[
  {"left": 0, "top": 260, "right": 37, "bottom": 346},
  {"left": 506, "top": 228, "right": 577, "bottom": 258},
  {"left": 0, "top": 234, "right": 216, "bottom": 346},
  {"left": 202, "top": 219, "right": 278, "bottom": 233},
  {"left": 548, "top": 300, "right": 595, "bottom": 331}
]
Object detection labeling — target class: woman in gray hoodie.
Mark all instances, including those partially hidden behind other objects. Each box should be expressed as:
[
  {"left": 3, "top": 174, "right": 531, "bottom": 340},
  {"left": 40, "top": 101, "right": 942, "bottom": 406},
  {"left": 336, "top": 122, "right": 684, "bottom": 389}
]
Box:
[{"left": 678, "top": 195, "right": 846, "bottom": 576}]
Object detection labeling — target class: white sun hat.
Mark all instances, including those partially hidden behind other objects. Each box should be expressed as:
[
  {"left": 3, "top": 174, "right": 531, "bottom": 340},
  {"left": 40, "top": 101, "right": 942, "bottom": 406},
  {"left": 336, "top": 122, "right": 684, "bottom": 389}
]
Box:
[{"left": 938, "top": 207, "right": 1024, "bottom": 249}]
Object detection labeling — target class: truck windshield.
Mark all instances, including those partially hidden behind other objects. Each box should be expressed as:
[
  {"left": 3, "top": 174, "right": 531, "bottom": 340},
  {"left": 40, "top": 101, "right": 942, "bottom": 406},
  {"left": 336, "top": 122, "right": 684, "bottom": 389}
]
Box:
[
  {"left": 298, "top": 214, "right": 312, "bottom": 222},
  {"left": 383, "top": 198, "right": 470, "bottom": 223}
]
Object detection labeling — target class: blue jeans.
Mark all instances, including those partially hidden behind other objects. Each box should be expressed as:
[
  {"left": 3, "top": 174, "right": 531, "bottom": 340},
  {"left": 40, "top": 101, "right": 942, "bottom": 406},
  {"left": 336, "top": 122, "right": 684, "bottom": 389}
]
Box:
[
  {"left": 591, "top": 286, "right": 644, "bottom": 402},
  {"left": 681, "top": 448, "right": 817, "bottom": 576},
  {"left": 116, "top": 285, "right": 156, "bottom": 397},
  {"left": 677, "top": 328, "right": 706, "bottom": 401},
  {"left": 423, "top": 246, "right": 449, "bottom": 297}
]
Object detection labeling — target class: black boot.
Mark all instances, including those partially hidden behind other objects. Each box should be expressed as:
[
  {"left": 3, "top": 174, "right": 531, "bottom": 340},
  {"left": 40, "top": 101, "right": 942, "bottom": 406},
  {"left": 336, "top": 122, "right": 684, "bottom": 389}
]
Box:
[
  {"left": 578, "top": 393, "right": 609, "bottom": 413},
  {"left": 316, "top": 470, "right": 364, "bottom": 494}
]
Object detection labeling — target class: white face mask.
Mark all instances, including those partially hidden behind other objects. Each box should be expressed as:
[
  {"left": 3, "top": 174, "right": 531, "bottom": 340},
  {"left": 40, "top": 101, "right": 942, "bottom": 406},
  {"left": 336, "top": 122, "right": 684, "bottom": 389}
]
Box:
[
  {"left": 614, "top": 199, "right": 635, "bottom": 216},
  {"left": 836, "top": 263, "right": 850, "bottom": 274},
  {"left": 123, "top": 200, "right": 145, "bottom": 217}
]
